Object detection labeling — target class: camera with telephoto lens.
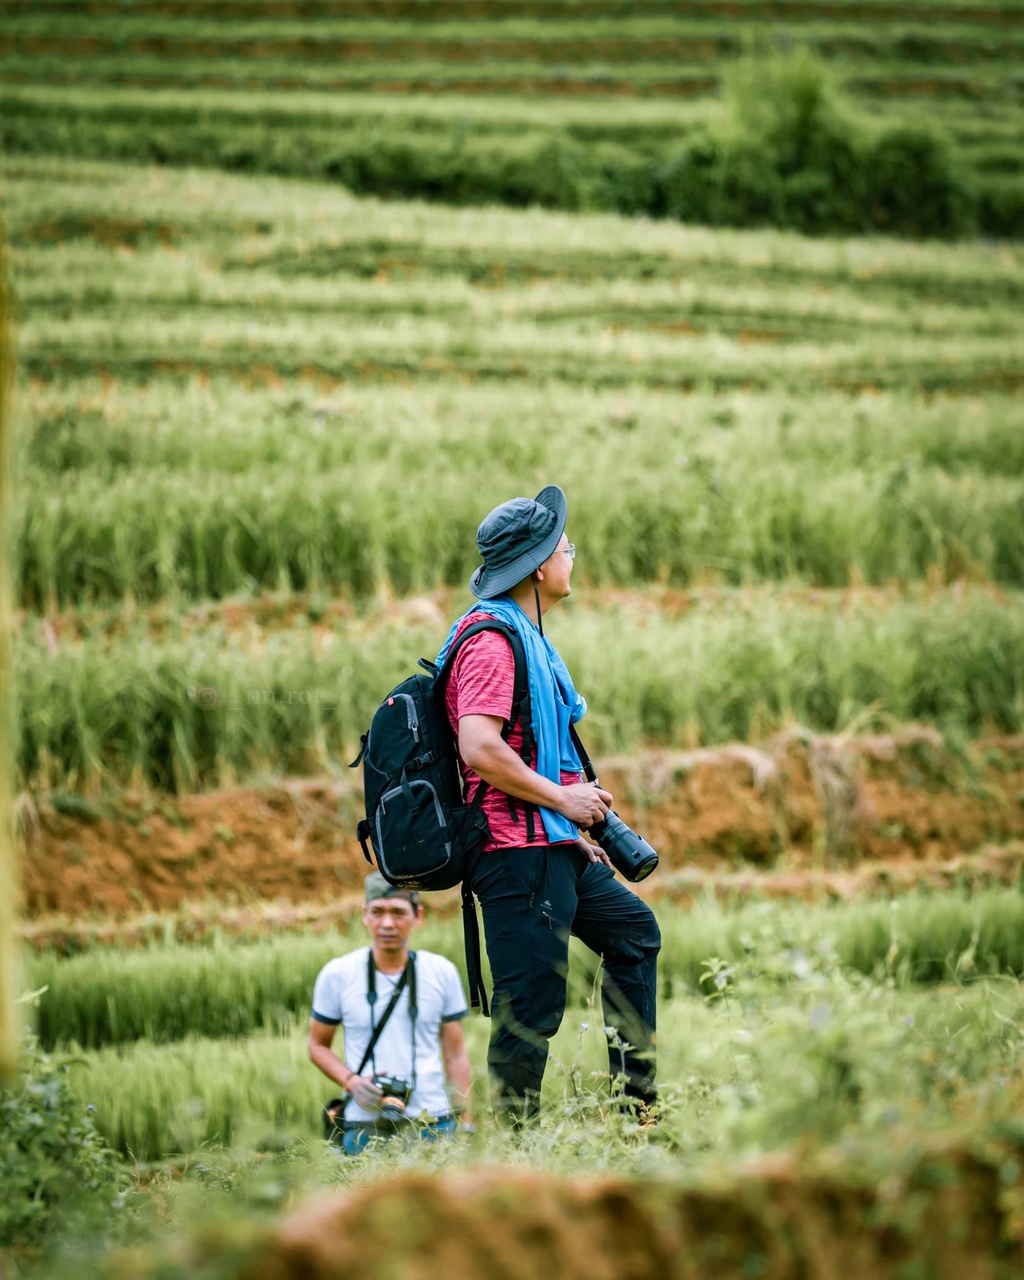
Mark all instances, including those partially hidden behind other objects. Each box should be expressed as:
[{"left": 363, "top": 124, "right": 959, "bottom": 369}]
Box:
[
  {"left": 372, "top": 1073, "right": 412, "bottom": 1112},
  {"left": 589, "top": 810, "right": 660, "bottom": 883}
]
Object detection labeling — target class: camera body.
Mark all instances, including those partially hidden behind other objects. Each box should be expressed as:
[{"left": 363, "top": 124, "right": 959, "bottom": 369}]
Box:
[
  {"left": 589, "top": 810, "right": 659, "bottom": 883},
  {"left": 372, "top": 1072, "right": 413, "bottom": 1112}
]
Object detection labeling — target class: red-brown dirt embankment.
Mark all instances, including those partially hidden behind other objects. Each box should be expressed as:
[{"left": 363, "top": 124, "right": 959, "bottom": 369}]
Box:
[{"left": 19, "top": 729, "right": 1024, "bottom": 922}]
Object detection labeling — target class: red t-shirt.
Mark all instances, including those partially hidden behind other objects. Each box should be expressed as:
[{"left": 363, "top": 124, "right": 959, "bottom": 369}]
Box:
[{"left": 444, "top": 614, "right": 582, "bottom": 851}]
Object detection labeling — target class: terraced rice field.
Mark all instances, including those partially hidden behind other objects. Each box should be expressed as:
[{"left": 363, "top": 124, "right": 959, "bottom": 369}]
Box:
[
  {"left": 6, "top": 154, "right": 1023, "bottom": 799},
  {"left": 2, "top": 0, "right": 1023, "bottom": 235},
  {"left": 3, "top": 24, "right": 1024, "bottom": 1263}
]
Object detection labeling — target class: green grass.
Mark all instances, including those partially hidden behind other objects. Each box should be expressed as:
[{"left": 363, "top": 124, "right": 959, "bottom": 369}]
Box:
[
  {"left": 13, "top": 588, "right": 1024, "bottom": 791},
  {"left": 5, "top": 160, "right": 1023, "bottom": 612},
  {"left": 7, "top": 156, "right": 1019, "bottom": 296},
  {"left": 2, "top": 10, "right": 1022, "bottom": 238},
  {"left": 6, "top": 158, "right": 1024, "bottom": 794},
  {"left": 60, "top": 965, "right": 1024, "bottom": 1160},
  {"left": 2, "top": 81, "right": 1019, "bottom": 238},
  {"left": 3, "top": 6, "right": 1023, "bottom": 105},
  {"left": 27, "top": 888, "right": 1024, "bottom": 1052},
  {"left": 20, "top": 381, "right": 1024, "bottom": 479},
  {"left": 13, "top": 386, "right": 1024, "bottom": 610}
]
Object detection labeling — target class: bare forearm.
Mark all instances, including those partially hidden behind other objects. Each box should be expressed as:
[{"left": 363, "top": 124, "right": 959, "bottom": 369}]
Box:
[
  {"left": 458, "top": 716, "right": 612, "bottom": 828},
  {"left": 308, "top": 1039, "right": 353, "bottom": 1091},
  {"left": 444, "top": 1047, "right": 473, "bottom": 1123},
  {"left": 462, "top": 736, "right": 565, "bottom": 811}
]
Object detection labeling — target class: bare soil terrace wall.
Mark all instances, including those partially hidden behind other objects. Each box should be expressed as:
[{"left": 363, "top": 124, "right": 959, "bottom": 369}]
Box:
[{"left": 20, "top": 731, "right": 1024, "bottom": 922}]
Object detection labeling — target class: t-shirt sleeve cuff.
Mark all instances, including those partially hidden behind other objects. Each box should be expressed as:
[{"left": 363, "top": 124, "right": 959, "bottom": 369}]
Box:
[
  {"left": 442, "top": 1010, "right": 469, "bottom": 1023},
  {"left": 457, "top": 703, "right": 513, "bottom": 721},
  {"left": 311, "top": 1009, "right": 340, "bottom": 1025}
]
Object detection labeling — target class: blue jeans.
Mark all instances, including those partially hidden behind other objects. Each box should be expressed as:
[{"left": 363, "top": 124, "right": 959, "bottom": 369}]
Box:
[
  {"left": 338, "top": 1115, "right": 457, "bottom": 1156},
  {"left": 470, "top": 843, "right": 660, "bottom": 1120}
]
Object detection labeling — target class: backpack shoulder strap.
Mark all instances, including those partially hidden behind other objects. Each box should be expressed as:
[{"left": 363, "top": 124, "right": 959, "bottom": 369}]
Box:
[
  {"left": 434, "top": 619, "right": 531, "bottom": 747},
  {"left": 436, "top": 618, "right": 536, "bottom": 840}
]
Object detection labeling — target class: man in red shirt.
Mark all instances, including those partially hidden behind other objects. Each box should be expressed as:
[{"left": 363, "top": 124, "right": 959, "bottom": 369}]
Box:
[{"left": 440, "top": 485, "right": 660, "bottom": 1124}]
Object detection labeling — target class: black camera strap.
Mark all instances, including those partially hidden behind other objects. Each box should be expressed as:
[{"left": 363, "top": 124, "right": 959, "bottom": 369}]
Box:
[
  {"left": 569, "top": 723, "right": 597, "bottom": 784},
  {"left": 360, "top": 950, "right": 419, "bottom": 1093}
]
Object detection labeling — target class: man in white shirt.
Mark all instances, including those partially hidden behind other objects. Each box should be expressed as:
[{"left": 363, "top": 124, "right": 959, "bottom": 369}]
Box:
[{"left": 308, "top": 873, "right": 474, "bottom": 1155}]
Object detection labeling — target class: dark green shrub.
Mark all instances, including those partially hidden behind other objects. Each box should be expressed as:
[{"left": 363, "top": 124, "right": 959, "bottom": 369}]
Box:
[
  {"left": 723, "top": 51, "right": 871, "bottom": 233},
  {"left": 658, "top": 133, "right": 785, "bottom": 227},
  {"left": 0, "top": 1038, "right": 125, "bottom": 1253},
  {"left": 323, "top": 132, "right": 595, "bottom": 211},
  {"left": 867, "top": 124, "right": 974, "bottom": 239},
  {"left": 590, "top": 144, "right": 661, "bottom": 216},
  {"left": 658, "top": 54, "right": 875, "bottom": 234},
  {"left": 656, "top": 53, "right": 988, "bottom": 239},
  {"left": 976, "top": 178, "right": 1024, "bottom": 239}
]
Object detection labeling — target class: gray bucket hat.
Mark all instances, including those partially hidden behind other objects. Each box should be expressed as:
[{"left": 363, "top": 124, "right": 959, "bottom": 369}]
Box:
[
  {"left": 469, "top": 485, "right": 567, "bottom": 599},
  {"left": 365, "top": 872, "right": 420, "bottom": 908}
]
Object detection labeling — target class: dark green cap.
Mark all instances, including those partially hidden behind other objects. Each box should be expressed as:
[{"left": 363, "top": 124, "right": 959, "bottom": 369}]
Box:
[{"left": 365, "top": 872, "right": 420, "bottom": 908}]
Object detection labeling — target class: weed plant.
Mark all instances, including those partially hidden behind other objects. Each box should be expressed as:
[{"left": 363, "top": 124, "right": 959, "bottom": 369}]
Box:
[{"left": 0, "top": 1038, "right": 125, "bottom": 1251}]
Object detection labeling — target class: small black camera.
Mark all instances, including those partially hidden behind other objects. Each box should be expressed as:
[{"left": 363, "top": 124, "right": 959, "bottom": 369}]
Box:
[
  {"left": 589, "top": 810, "right": 659, "bottom": 883},
  {"left": 372, "top": 1073, "right": 413, "bottom": 1111}
]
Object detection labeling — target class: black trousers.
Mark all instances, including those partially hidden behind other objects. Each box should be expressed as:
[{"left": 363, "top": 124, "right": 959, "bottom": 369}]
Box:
[{"left": 470, "top": 842, "right": 661, "bottom": 1118}]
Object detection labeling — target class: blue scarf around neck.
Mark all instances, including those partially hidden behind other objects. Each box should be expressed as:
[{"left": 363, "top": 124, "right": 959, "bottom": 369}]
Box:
[{"left": 437, "top": 597, "right": 587, "bottom": 844}]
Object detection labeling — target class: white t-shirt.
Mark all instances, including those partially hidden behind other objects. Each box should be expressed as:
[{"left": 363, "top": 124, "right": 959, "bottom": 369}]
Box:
[{"left": 311, "top": 946, "right": 468, "bottom": 1122}]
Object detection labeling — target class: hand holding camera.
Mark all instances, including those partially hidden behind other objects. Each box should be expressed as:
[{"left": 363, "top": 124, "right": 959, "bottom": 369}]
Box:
[
  {"left": 346, "top": 1074, "right": 384, "bottom": 1112},
  {"left": 557, "top": 781, "right": 613, "bottom": 827},
  {"left": 371, "top": 1072, "right": 413, "bottom": 1114}
]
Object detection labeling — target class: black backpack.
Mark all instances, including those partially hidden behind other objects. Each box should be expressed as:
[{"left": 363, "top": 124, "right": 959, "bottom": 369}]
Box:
[{"left": 351, "top": 618, "right": 533, "bottom": 1011}]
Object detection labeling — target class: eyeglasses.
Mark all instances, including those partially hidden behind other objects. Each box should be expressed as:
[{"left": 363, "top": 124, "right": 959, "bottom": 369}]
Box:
[{"left": 558, "top": 543, "right": 576, "bottom": 561}]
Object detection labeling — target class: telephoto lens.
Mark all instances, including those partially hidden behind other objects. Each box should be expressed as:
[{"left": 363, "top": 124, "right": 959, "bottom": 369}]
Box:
[{"left": 589, "top": 810, "right": 659, "bottom": 883}]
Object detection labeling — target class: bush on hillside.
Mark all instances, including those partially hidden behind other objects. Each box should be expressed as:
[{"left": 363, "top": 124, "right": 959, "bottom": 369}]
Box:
[
  {"left": 976, "top": 178, "right": 1024, "bottom": 239},
  {"left": 867, "top": 124, "right": 974, "bottom": 239},
  {"left": 656, "top": 53, "right": 978, "bottom": 238},
  {"left": 658, "top": 133, "right": 783, "bottom": 227},
  {"left": 658, "top": 53, "right": 872, "bottom": 235},
  {"left": 725, "top": 50, "right": 871, "bottom": 233}
]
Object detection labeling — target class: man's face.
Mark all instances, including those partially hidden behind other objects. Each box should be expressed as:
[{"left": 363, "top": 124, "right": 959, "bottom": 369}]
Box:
[
  {"left": 362, "top": 897, "right": 422, "bottom": 951},
  {"left": 539, "top": 533, "right": 574, "bottom": 601}
]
